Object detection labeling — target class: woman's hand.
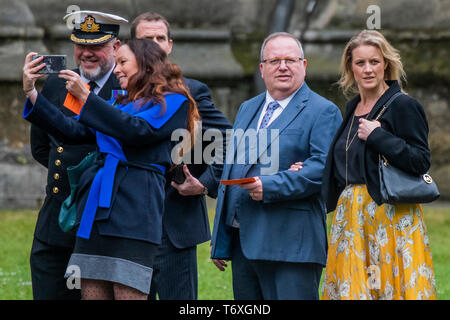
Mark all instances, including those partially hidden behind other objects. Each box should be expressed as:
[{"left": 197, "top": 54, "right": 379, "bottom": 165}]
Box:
[
  {"left": 23, "top": 52, "right": 46, "bottom": 102},
  {"left": 358, "top": 118, "right": 381, "bottom": 141},
  {"left": 58, "top": 70, "right": 90, "bottom": 104}
]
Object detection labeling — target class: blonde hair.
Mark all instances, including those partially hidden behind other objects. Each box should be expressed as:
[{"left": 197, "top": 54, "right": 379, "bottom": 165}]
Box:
[{"left": 338, "top": 30, "right": 406, "bottom": 97}]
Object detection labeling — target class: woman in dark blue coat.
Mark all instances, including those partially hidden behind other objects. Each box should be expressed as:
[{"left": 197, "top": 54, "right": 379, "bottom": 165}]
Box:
[{"left": 22, "top": 39, "right": 200, "bottom": 299}]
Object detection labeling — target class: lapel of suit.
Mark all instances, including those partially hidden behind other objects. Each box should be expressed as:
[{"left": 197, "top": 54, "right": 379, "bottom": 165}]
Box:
[
  {"left": 58, "top": 80, "right": 69, "bottom": 110},
  {"left": 222, "top": 93, "right": 266, "bottom": 179},
  {"left": 236, "top": 93, "right": 266, "bottom": 133},
  {"left": 98, "top": 71, "right": 120, "bottom": 100},
  {"left": 251, "top": 83, "right": 309, "bottom": 165},
  {"left": 60, "top": 68, "right": 83, "bottom": 111},
  {"left": 58, "top": 70, "right": 75, "bottom": 116}
]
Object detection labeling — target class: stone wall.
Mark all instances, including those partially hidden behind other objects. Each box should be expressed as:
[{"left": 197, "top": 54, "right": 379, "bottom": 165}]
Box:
[{"left": 0, "top": 0, "right": 449, "bottom": 208}]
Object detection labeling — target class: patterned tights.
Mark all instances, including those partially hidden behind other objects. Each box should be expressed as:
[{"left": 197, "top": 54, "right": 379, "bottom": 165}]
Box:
[{"left": 81, "top": 279, "right": 147, "bottom": 300}]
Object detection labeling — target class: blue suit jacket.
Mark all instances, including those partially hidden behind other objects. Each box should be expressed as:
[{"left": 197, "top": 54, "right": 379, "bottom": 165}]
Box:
[{"left": 210, "top": 83, "right": 342, "bottom": 265}]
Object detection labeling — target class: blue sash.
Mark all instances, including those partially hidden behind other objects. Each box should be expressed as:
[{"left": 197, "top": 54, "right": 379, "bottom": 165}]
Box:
[{"left": 76, "top": 93, "right": 187, "bottom": 239}]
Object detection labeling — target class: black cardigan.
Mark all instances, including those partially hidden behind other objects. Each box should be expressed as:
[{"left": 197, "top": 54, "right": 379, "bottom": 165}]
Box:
[{"left": 322, "top": 80, "right": 431, "bottom": 212}]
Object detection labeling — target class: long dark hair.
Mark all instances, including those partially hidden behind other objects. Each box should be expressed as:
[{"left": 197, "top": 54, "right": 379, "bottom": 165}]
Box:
[{"left": 116, "top": 38, "right": 200, "bottom": 149}]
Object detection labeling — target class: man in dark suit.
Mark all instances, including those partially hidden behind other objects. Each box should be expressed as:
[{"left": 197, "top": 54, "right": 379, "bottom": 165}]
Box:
[
  {"left": 131, "top": 12, "right": 232, "bottom": 300},
  {"left": 26, "top": 11, "right": 126, "bottom": 299},
  {"left": 210, "top": 32, "right": 342, "bottom": 299}
]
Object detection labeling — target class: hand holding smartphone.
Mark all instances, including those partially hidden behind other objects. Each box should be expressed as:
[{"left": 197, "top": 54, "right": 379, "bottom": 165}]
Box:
[{"left": 31, "top": 55, "right": 67, "bottom": 74}]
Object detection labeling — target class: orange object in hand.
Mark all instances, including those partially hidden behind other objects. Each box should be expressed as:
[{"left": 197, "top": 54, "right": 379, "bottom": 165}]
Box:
[
  {"left": 63, "top": 82, "right": 90, "bottom": 115},
  {"left": 220, "top": 177, "right": 257, "bottom": 185}
]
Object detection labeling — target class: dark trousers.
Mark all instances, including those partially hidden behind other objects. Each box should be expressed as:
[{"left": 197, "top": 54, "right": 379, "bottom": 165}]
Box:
[
  {"left": 230, "top": 229, "right": 322, "bottom": 300},
  {"left": 30, "top": 237, "right": 80, "bottom": 300},
  {"left": 148, "top": 230, "right": 198, "bottom": 300}
]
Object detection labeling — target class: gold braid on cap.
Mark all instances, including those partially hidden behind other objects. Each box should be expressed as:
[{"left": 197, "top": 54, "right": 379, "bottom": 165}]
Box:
[{"left": 70, "top": 33, "right": 113, "bottom": 44}]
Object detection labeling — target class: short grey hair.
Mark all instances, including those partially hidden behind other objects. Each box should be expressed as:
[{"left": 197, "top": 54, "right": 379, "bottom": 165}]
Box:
[{"left": 259, "top": 32, "right": 304, "bottom": 61}]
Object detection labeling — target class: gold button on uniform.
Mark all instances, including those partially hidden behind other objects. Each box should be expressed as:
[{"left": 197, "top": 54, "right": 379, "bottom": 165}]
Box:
[
  {"left": 53, "top": 187, "right": 59, "bottom": 194},
  {"left": 54, "top": 173, "right": 60, "bottom": 180},
  {"left": 57, "top": 146, "right": 64, "bottom": 153},
  {"left": 55, "top": 160, "right": 61, "bottom": 166}
]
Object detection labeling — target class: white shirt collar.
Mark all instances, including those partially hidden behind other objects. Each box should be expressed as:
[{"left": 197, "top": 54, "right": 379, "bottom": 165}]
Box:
[
  {"left": 265, "top": 83, "right": 303, "bottom": 109},
  {"left": 80, "top": 64, "right": 115, "bottom": 94}
]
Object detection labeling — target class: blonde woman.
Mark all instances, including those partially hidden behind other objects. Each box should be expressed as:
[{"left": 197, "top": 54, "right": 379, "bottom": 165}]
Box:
[{"left": 319, "top": 30, "right": 436, "bottom": 299}]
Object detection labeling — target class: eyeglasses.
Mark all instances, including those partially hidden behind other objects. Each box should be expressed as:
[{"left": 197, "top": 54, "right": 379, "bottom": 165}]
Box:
[{"left": 261, "top": 57, "right": 303, "bottom": 67}]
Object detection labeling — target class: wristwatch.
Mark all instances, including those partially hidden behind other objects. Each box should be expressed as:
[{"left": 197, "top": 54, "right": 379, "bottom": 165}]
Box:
[{"left": 202, "top": 186, "right": 208, "bottom": 196}]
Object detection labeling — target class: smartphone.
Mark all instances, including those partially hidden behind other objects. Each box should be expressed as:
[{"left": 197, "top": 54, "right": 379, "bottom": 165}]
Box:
[{"left": 32, "top": 55, "right": 67, "bottom": 74}]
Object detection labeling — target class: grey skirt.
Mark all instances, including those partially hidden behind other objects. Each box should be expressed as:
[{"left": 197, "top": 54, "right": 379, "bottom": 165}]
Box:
[{"left": 65, "top": 224, "right": 158, "bottom": 294}]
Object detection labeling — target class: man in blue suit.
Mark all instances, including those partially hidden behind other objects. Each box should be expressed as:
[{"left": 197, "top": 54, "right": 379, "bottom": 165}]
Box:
[
  {"left": 211, "top": 32, "right": 342, "bottom": 300},
  {"left": 131, "top": 12, "right": 232, "bottom": 299}
]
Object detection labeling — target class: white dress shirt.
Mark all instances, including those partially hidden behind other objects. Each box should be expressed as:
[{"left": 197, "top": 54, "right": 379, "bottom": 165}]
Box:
[
  {"left": 80, "top": 64, "right": 115, "bottom": 95},
  {"left": 256, "top": 84, "right": 303, "bottom": 131}
]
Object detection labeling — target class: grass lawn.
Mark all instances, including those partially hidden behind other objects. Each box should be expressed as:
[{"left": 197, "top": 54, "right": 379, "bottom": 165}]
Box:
[
  {"left": 0, "top": 203, "right": 449, "bottom": 300},
  {"left": 0, "top": 210, "right": 36, "bottom": 299}
]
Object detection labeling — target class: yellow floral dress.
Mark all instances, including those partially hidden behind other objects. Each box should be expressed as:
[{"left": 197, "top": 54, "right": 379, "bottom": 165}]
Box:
[{"left": 322, "top": 185, "right": 436, "bottom": 300}]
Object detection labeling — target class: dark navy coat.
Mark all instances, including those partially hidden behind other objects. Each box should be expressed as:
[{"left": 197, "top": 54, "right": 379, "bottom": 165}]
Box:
[
  {"left": 24, "top": 92, "right": 189, "bottom": 244},
  {"left": 163, "top": 78, "right": 232, "bottom": 248},
  {"left": 29, "top": 71, "right": 120, "bottom": 248}
]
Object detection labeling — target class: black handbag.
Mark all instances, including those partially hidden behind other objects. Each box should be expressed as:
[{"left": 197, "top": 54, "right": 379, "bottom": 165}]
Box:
[
  {"left": 378, "top": 154, "right": 440, "bottom": 204},
  {"left": 374, "top": 92, "right": 440, "bottom": 204}
]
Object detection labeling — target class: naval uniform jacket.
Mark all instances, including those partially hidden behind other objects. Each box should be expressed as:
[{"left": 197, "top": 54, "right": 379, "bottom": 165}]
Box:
[
  {"left": 24, "top": 92, "right": 189, "bottom": 244},
  {"left": 29, "top": 71, "right": 121, "bottom": 248},
  {"left": 321, "top": 80, "right": 431, "bottom": 212}
]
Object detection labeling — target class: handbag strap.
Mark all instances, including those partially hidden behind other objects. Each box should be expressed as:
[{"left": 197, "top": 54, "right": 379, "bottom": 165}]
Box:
[
  {"left": 374, "top": 91, "right": 403, "bottom": 165},
  {"left": 373, "top": 91, "right": 403, "bottom": 121}
]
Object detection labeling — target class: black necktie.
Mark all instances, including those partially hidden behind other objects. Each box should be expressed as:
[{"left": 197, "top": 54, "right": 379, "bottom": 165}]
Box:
[{"left": 88, "top": 81, "right": 98, "bottom": 92}]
